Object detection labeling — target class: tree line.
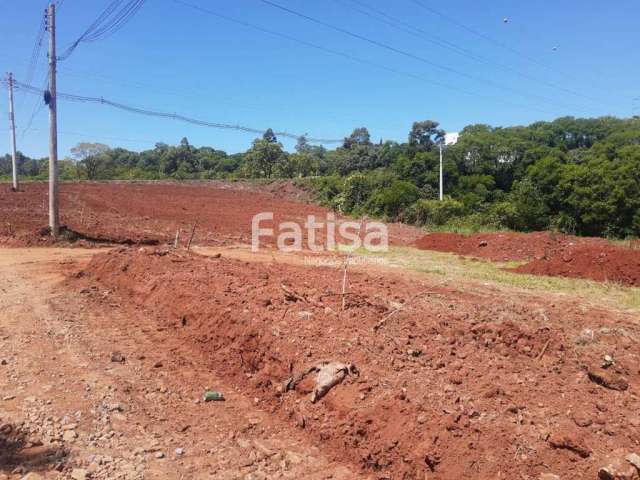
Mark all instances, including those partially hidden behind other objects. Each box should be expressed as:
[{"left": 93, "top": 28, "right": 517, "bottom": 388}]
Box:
[{"left": 2, "top": 116, "right": 640, "bottom": 238}]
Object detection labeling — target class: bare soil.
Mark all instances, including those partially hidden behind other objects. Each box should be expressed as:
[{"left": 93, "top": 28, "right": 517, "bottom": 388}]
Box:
[
  {"left": 0, "top": 182, "right": 421, "bottom": 248},
  {"left": 511, "top": 243, "right": 640, "bottom": 287},
  {"left": 415, "top": 232, "right": 640, "bottom": 286},
  {"left": 67, "top": 246, "right": 640, "bottom": 479},
  {"left": 0, "top": 248, "right": 357, "bottom": 479}
]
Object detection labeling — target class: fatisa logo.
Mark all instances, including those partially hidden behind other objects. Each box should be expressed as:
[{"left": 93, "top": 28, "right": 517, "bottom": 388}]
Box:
[{"left": 251, "top": 212, "right": 388, "bottom": 253}]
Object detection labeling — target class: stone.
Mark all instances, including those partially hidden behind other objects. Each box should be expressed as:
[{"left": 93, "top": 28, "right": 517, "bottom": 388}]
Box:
[
  {"left": 154, "top": 452, "right": 165, "bottom": 459},
  {"left": 110, "top": 352, "right": 125, "bottom": 363},
  {"left": 588, "top": 368, "right": 629, "bottom": 391},
  {"left": 627, "top": 453, "right": 640, "bottom": 470},
  {"left": 70, "top": 469, "right": 88, "bottom": 480},
  {"left": 548, "top": 426, "right": 591, "bottom": 458},
  {"left": 539, "top": 475, "right": 560, "bottom": 480},
  {"left": 175, "top": 448, "right": 184, "bottom": 456},
  {"left": 572, "top": 413, "right": 592, "bottom": 428},
  {"left": 63, "top": 430, "right": 78, "bottom": 441},
  {"left": 20, "top": 474, "right": 44, "bottom": 480},
  {"left": 598, "top": 449, "right": 639, "bottom": 480}
]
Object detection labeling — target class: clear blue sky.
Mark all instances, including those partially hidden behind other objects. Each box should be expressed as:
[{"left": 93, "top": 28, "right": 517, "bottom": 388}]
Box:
[{"left": 1, "top": 0, "right": 638, "bottom": 158}]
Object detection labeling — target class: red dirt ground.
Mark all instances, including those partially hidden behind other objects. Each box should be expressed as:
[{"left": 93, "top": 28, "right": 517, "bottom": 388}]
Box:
[
  {"left": 0, "top": 182, "right": 421, "bottom": 248},
  {"left": 512, "top": 243, "right": 640, "bottom": 287},
  {"left": 414, "top": 231, "right": 612, "bottom": 262},
  {"left": 415, "top": 232, "right": 640, "bottom": 286},
  {"left": 70, "top": 247, "right": 640, "bottom": 480}
]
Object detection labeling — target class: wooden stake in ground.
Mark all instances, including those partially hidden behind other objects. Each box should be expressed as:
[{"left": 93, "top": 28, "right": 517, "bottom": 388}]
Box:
[
  {"left": 174, "top": 228, "right": 180, "bottom": 249},
  {"left": 341, "top": 255, "right": 350, "bottom": 311},
  {"left": 186, "top": 222, "right": 197, "bottom": 251}
]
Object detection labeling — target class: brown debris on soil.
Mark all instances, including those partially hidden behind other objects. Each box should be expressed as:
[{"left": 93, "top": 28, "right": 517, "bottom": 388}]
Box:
[
  {"left": 69, "top": 246, "right": 640, "bottom": 479},
  {"left": 588, "top": 367, "right": 630, "bottom": 392}
]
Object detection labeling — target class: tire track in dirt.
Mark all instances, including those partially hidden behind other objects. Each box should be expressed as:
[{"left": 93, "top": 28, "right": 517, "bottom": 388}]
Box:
[{"left": 0, "top": 248, "right": 357, "bottom": 479}]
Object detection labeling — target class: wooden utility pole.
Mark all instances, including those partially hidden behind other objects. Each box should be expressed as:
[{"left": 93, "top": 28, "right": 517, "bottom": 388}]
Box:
[
  {"left": 7, "top": 72, "right": 18, "bottom": 191},
  {"left": 47, "top": 3, "right": 59, "bottom": 237}
]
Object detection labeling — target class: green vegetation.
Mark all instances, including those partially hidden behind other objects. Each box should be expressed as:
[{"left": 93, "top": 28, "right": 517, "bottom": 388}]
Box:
[
  {"left": 3, "top": 116, "right": 640, "bottom": 238},
  {"left": 354, "top": 247, "right": 640, "bottom": 311}
]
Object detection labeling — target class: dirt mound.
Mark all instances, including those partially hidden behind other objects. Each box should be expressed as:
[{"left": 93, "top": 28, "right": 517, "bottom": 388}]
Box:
[
  {"left": 512, "top": 243, "right": 640, "bottom": 286},
  {"left": 414, "top": 231, "right": 612, "bottom": 262},
  {"left": 414, "top": 232, "right": 640, "bottom": 286},
  {"left": 71, "top": 247, "right": 640, "bottom": 479}
]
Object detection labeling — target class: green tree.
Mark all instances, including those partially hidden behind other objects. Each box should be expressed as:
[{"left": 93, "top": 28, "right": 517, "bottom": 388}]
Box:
[
  {"left": 263, "top": 128, "right": 277, "bottom": 144},
  {"left": 71, "top": 142, "right": 111, "bottom": 180},
  {"left": 245, "top": 138, "right": 286, "bottom": 178},
  {"left": 408, "top": 120, "right": 444, "bottom": 154},
  {"left": 366, "top": 180, "right": 420, "bottom": 219}
]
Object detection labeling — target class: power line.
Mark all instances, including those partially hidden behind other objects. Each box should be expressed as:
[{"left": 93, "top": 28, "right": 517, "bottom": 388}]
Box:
[
  {"left": 22, "top": 102, "right": 47, "bottom": 139},
  {"left": 172, "top": 0, "right": 564, "bottom": 116},
  {"left": 410, "top": 0, "right": 579, "bottom": 83},
  {"left": 5, "top": 78, "right": 343, "bottom": 144},
  {"left": 21, "top": 72, "right": 49, "bottom": 138},
  {"left": 257, "top": 0, "right": 592, "bottom": 113},
  {"left": 83, "top": 0, "right": 145, "bottom": 41},
  {"left": 338, "top": 0, "right": 603, "bottom": 105},
  {"left": 23, "top": 17, "right": 46, "bottom": 92},
  {"left": 21, "top": 127, "right": 159, "bottom": 146},
  {"left": 17, "top": 7, "right": 47, "bottom": 110},
  {"left": 58, "top": 0, "right": 146, "bottom": 61},
  {"left": 55, "top": 67, "right": 267, "bottom": 112}
]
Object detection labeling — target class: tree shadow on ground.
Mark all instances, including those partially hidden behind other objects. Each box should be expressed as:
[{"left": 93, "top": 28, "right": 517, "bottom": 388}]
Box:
[{"left": 0, "top": 422, "right": 67, "bottom": 474}]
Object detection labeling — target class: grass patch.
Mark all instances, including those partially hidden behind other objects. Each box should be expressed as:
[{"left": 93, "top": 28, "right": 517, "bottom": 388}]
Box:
[{"left": 362, "top": 246, "right": 640, "bottom": 312}]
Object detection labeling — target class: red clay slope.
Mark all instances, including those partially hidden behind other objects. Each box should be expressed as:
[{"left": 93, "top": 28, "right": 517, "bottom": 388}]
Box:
[
  {"left": 414, "top": 231, "right": 611, "bottom": 262},
  {"left": 71, "top": 247, "right": 640, "bottom": 479},
  {"left": 511, "top": 243, "right": 640, "bottom": 286},
  {"left": 1, "top": 182, "right": 422, "bottom": 247},
  {"left": 415, "top": 232, "right": 640, "bottom": 286}
]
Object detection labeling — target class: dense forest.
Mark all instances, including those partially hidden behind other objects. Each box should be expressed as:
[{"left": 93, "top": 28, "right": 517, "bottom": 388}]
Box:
[{"left": 2, "top": 116, "right": 640, "bottom": 238}]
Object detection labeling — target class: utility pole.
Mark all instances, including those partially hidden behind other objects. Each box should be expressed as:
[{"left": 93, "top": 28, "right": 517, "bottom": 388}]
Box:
[
  {"left": 439, "top": 142, "right": 443, "bottom": 201},
  {"left": 47, "top": 3, "right": 59, "bottom": 237},
  {"left": 7, "top": 72, "right": 18, "bottom": 191}
]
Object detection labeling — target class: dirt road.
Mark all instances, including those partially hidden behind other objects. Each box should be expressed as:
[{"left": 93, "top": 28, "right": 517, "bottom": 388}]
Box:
[{"left": 0, "top": 248, "right": 357, "bottom": 480}]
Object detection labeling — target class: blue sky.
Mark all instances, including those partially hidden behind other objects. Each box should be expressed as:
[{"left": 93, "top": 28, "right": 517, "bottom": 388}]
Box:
[{"left": 1, "top": 0, "right": 638, "bottom": 157}]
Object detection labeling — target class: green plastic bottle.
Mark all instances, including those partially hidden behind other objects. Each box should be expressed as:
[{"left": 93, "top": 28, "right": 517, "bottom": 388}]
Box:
[{"left": 203, "top": 391, "right": 225, "bottom": 402}]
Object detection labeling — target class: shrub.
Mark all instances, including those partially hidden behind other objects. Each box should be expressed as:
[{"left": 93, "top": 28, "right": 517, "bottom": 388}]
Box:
[
  {"left": 403, "top": 198, "right": 465, "bottom": 226},
  {"left": 366, "top": 180, "right": 420, "bottom": 219},
  {"left": 509, "top": 178, "right": 550, "bottom": 231},
  {"left": 340, "top": 172, "right": 373, "bottom": 214},
  {"left": 488, "top": 201, "right": 519, "bottom": 229}
]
